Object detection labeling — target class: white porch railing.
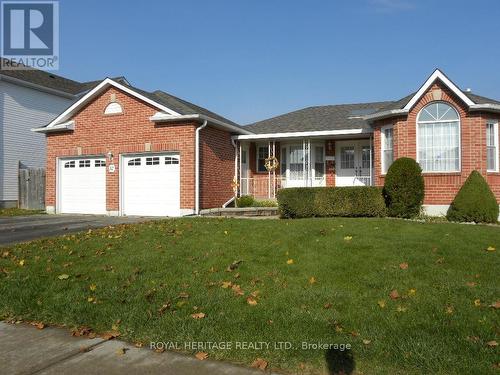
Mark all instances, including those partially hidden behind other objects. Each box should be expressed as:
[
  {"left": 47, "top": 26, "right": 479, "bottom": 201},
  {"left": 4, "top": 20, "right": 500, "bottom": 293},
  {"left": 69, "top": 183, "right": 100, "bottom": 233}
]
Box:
[{"left": 240, "top": 176, "right": 326, "bottom": 199}]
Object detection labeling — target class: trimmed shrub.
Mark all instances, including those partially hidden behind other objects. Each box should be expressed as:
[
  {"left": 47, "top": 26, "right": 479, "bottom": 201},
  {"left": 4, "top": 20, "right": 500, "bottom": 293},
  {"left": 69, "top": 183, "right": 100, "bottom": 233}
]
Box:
[
  {"left": 277, "top": 187, "right": 387, "bottom": 219},
  {"left": 446, "top": 171, "right": 499, "bottom": 223},
  {"left": 254, "top": 199, "right": 278, "bottom": 208},
  {"left": 383, "top": 157, "right": 425, "bottom": 218},
  {"left": 236, "top": 195, "right": 255, "bottom": 208}
]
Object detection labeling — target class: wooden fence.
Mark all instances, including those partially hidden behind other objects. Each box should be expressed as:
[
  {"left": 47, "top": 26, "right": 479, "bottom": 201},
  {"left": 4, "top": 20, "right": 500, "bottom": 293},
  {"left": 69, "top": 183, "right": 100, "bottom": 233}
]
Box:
[{"left": 18, "top": 167, "right": 45, "bottom": 210}]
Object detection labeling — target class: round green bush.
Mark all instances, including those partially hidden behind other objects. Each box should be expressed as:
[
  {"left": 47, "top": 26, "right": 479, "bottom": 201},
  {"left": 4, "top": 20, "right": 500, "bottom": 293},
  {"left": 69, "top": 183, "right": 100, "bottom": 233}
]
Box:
[
  {"left": 236, "top": 195, "right": 255, "bottom": 208},
  {"left": 383, "top": 157, "right": 425, "bottom": 218},
  {"left": 446, "top": 171, "right": 499, "bottom": 223}
]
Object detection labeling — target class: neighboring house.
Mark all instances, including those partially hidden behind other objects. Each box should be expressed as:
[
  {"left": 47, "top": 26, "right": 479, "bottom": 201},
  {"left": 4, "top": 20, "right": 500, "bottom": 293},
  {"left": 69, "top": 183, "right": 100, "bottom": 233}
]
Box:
[
  {"left": 35, "top": 69, "right": 500, "bottom": 217},
  {"left": 0, "top": 60, "right": 117, "bottom": 208}
]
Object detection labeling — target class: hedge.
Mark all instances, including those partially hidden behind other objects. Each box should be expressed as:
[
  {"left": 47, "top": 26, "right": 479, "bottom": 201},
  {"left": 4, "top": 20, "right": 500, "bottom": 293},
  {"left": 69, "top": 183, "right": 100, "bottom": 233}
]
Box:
[
  {"left": 277, "top": 187, "right": 387, "bottom": 218},
  {"left": 446, "top": 171, "right": 499, "bottom": 223}
]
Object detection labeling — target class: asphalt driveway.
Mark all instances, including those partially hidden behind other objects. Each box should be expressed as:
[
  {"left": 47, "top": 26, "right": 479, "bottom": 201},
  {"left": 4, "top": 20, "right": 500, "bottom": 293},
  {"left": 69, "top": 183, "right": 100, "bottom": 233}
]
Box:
[{"left": 0, "top": 215, "right": 153, "bottom": 247}]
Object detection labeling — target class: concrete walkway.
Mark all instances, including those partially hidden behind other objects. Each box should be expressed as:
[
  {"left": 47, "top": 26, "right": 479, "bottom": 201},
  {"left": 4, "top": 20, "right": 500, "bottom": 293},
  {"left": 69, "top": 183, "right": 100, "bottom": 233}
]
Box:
[{"left": 0, "top": 322, "right": 269, "bottom": 375}]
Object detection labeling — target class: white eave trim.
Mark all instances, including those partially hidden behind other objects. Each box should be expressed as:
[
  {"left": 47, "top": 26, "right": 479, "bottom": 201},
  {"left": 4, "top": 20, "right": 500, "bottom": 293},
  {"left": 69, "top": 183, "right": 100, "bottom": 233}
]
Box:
[
  {"left": 469, "top": 103, "right": 500, "bottom": 113},
  {"left": 32, "top": 120, "right": 75, "bottom": 133},
  {"left": 150, "top": 112, "right": 254, "bottom": 135},
  {"left": 363, "top": 109, "right": 408, "bottom": 121},
  {"left": 45, "top": 78, "right": 181, "bottom": 128},
  {"left": 403, "top": 69, "right": 475, "bottom": 111},
  {"left": 235, "top": 128, "right": 371, "bottom": 140}
]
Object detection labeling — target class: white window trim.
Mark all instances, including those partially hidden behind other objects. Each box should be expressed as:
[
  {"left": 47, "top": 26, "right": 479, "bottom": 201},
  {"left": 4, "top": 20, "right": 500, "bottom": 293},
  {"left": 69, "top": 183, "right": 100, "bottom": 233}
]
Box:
[
  {"left": 416, "top": 102, "right": 461, "bottom": 174},
  {"left": 486, "top": 120, "right": 499, "bottom": 173},
  {"left": 380, "top": 124, "right": 393, "bottom": 175},
  {"left": 256, "top": 144, "right": 269, "bottom": 173}
]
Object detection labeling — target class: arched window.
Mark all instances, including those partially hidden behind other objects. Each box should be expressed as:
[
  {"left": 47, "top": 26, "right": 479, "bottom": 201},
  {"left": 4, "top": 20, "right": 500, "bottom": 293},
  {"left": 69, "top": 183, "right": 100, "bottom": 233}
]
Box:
[
  {"left": 104, "top": 102, "right": 123, "bottom": 115},
  {"left": 417, "top": 102, "right": 460, "bottom": 172}
]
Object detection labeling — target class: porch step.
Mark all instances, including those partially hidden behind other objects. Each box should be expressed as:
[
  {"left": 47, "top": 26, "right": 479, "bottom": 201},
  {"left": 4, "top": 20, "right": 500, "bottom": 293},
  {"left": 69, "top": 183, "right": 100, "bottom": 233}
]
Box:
[{"left": 199, "top": 207, "right": 279, "bottom": 217}]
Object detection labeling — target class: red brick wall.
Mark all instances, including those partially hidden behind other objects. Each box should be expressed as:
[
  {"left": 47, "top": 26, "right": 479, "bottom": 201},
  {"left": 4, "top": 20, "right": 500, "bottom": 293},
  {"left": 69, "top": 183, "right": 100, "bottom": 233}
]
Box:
[
  {"left": 46, "top": 86, "right": 234, "bottom": 213},
  {"left": 372, "top": 80, "right": 500, "bottom": 205},
  {"left": 200, "top": 126, "right": 235, "bottom": 209}
]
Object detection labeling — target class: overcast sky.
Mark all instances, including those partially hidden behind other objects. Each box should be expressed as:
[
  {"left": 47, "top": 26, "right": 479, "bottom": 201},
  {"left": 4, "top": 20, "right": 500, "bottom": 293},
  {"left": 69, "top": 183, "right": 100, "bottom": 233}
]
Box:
[{"left": 58, "top": 0, "right": 500, "bottom": 124}]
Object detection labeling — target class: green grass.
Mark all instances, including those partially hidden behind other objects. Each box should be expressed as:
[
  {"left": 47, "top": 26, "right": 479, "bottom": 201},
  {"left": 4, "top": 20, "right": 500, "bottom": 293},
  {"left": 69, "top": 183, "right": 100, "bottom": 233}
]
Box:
[
  {"left": 0, "top": 208, "right": 45, "bottom": 216},
  {"left": 0, "top": 218, "right": 498, "bottom": 374}
]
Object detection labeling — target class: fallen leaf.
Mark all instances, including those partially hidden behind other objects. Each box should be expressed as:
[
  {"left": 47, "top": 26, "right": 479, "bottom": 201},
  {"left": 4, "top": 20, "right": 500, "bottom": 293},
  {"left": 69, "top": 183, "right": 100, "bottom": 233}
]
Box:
[
  {"left": 247, "top": 297, "right": 258, "bottom": 306},
  {"left": 58, "top": 274, "right": 70, "bottom": 280},
  {"left": 195, "top": 352, "right": 208, "bottom": 361},
  {"left": 389, "top": 290, "right": 400, "bottom": 300},
  {"left": 224, "top": 231, "right": 228, "bottom": 235},
  {"left": 408, "top": 288, "right": 416, "bottom": 296},
  {"left": 350, "top": 331, "right": 359, "bottom": 337},
  {"left": 251, "top": 358, "right": 268, "bottom": 370},
  {"left": 399, "top": 262, "right": 409, "bottom": 270},
  {"left": 231, "top": 284, "right": 244, "bottom": 296},
  {"left": 158, "top": 302, "right": 171, "bottom": 315},
  {"left": 396, "top": 305, "right": 407, "bottom": 313},
  {"left": 286, "top": 259, "right": 294, "bottom": 265},
  {"left": 101, "top": 331, "right": 120, "bottom": 340},
  {"left": 116, "top": 347, "right": 127, "bottom": 356},
  {"left": 227, "top": 260, "right": 242, "bottom": 271},
  {"left": 19, "top": 259, "right": 25, "bottom": 266},
  {"left": 377, "top": 300, "right": 386, "bottom": 308},
  {"left": 32, "top": 322, "right": 45, "bottom": 330},
  {"left": 486, "top": 340, "right": 498, "bottom": 347},
  {"left": 89, "top": 284, "right": 97, "bottom": 291},
  {"left": 445, "top": 306, "right": 454, "bottom": 315},
  {"left": 177, "top": 292, "right": 190, "bottom": 299},
  {"left": 221, "top": 281, "right": 232, "bottom": 289},
  {"left": 489, "top": 301, "right": 500, "bottom": 309},
  {"left": 87, "top": 297, "right": 95, "bottom": 303},
  {"left": 324, "top": 303, "right": 332, "bottom": 309},
  {"left": 191, "top": 312, "right": 206, "bottom": 319},
  {"left": 474, "top": 299, "right": 481, "bottom": 307},
  {"left": 308, "top": 277, "right": 316, "bottom": 284},
  {"left": 362, "top": 339, "right": 371, "bottom": 345},
  {"left": 343, "top": 236, "right": 353, "bottom": 241},
  {"left": 486, "top": 246, "right": 496, "bottom": 252},
  {"left": 466, "top": 282, "right": 477, "bottom": 287}
]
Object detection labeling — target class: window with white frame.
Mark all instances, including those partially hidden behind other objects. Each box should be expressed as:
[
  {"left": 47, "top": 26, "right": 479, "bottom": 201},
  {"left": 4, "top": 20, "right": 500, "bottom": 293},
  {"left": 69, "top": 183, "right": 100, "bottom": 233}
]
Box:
[
  {"left": 280, "top": 147, "right": 286, "bottom": 176},
  {"left": 340, "top": 147, "right": 354, "bottom": 169},
  {"left": 314, "top": 146, "right": 325, "bottom": 178},
  {"left": 487, "top": 120, "right": 499, "bottom": 172},
  {"left": 289, "top": 145, "right": 304, "bottom": 179},
  {"left": 417, "top": 102, "right": 460, "bottom": 172},
  {"left": 257, "top": 145, "right": 269, "bottom": 172},
  {"left": 381, "top": 126, "right": 393, "bottom": 174}
]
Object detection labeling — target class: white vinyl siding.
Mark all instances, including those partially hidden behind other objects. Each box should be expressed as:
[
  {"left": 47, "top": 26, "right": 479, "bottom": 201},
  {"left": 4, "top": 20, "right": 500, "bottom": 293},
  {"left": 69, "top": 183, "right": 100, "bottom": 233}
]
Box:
[
  {"left": 417, "top": 102, "right": 460, "bottom": 173},
  {"left": 486, "top": 120, "right": 499, "bottom": 172},
  {"left": 381, "top": 126, "right": 393, "bottom": 174},
  {"left": 1, "top": 81, "right": 73, "bottom": 201}
]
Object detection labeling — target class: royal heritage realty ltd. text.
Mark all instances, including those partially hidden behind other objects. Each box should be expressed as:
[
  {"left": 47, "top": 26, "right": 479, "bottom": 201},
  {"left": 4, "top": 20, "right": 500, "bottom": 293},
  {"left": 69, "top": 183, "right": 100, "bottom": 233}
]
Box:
[{"left": 150, "top": 341, "right": 351, "bottom": 351}]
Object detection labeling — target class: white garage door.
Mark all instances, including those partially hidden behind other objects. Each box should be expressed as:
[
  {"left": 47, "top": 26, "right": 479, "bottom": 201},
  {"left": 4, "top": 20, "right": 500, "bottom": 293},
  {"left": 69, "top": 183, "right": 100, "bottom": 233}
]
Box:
[
  {"left": 122, "top": 154, "right": 180, "bottom": 216},
  {"left": 59, "top": 157, "right": 106, "bottom": 214}
]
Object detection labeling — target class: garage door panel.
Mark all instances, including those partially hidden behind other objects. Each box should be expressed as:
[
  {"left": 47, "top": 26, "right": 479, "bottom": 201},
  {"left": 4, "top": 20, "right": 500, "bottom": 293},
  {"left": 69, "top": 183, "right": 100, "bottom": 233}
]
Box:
[
  {"left": 122, "top": 154, "right": 180, "bottom": 217},
  {"left": 59, "top": 158, "right": 106, "bottom": 214}
]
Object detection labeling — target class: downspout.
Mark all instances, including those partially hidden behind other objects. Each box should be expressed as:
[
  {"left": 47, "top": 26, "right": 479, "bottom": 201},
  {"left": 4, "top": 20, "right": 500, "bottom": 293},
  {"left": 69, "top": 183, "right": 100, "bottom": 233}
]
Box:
[{"left": 195, "top": 120, "right": 208, "bottom": 215}]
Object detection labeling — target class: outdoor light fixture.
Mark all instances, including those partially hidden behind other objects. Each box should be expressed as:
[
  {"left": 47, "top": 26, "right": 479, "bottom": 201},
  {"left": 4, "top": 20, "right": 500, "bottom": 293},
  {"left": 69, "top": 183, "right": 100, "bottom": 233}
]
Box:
[{"left": 107, "top": 151, "right": 113, "bottom": 162}]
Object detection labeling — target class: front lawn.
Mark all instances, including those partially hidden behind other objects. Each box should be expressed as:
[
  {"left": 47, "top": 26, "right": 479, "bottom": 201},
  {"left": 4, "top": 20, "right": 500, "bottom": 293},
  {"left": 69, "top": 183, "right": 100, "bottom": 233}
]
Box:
[{"left": 0, "top": 218, "right": 498, "bottom": 374}]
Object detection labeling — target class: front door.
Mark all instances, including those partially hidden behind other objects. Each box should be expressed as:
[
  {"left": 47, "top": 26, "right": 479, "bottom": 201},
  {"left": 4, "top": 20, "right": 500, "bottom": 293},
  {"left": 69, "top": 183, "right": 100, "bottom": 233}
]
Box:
[{"left": 335, "top": 140, "right": 372, "bottom": 186}]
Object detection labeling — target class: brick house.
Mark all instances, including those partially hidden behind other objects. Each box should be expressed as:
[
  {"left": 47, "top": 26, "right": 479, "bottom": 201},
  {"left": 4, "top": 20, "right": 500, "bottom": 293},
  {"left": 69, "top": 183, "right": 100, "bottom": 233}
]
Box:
[{"left": 35, "top": 69, "right": 500, "bottom": 217}]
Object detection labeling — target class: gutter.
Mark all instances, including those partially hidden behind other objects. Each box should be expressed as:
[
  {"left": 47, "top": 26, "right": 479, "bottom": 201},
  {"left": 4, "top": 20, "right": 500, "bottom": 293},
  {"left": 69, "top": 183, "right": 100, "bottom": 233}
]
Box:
[
  {"left": 469, "top": 104, "right": 500, "bottom": 113},
  {"left": 32, "top": 120, "right": 75, "bottom": 133},
  {"left": 362, "top": 109, "right": 408, "bottom": 122},
  {"left": 234, "top": 128, "right": 371, "bottom": 140},
  {"left": 150, "top": 113, "right": 253, "bottom": 135},
  {"left": 195, "top": 120, "right": 208, "bottom": 215}
]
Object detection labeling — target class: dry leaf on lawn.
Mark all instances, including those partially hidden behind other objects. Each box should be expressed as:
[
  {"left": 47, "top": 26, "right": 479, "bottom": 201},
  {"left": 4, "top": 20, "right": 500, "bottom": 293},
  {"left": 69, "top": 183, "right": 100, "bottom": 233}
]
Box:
[
  {"left": 247, "top": 297, "right": 258, "bottom": 306},
  {"left": 101, "top": 331, "right": 121, "bottom": 340},
  {"left": 251, "top": 358, "right": 268, "bottom": 370},
  {"left": 195, "top": 352, "right": 208, "bottom": 360},
  {"left": 191, "top": 312, "right": 206, "bottom": 319},
  {"left": 377, "top": 300, "right": 386, "bottom": 308},
  {"left": 489, "top": 301, "right": 500, "bottom": 309},
  {"left": 389, "top": 289, "right": 400, "bottom": 300},
  {"left": 486, "top": 340, "right": 498, "bottom": 347},
  {"left": 57, "top": 274, "right": 69, "bottom": 280},
  {"left": 286, "top": 259, "right": 294, "bottom": 265},
  {"left": 399, "top": 262, "right": 409, "bottom": 270}
]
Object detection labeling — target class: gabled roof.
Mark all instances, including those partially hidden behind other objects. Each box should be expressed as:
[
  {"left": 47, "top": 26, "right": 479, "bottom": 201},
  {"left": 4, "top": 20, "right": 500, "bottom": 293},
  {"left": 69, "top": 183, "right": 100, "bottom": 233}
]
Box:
[
  {"left": 245, "top": 102, "right": 391, "bottom": 134},
  {"left": 34, "top": 77, "right": 251, "bottom": 135}
]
